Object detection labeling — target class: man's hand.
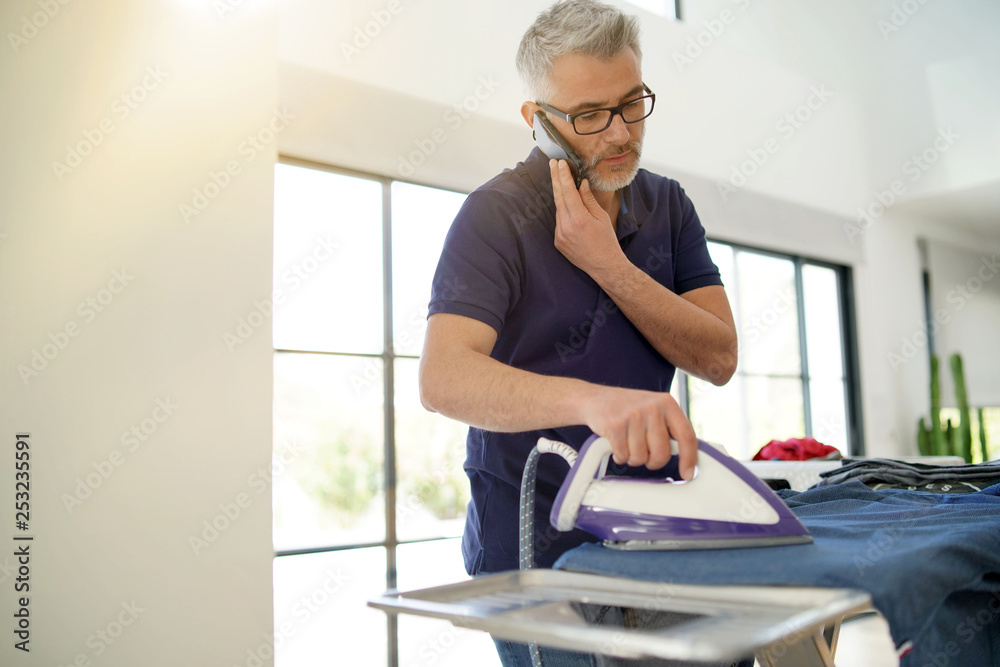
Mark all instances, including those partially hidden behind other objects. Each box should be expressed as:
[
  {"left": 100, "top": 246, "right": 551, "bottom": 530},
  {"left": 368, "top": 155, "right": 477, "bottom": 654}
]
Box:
[
  {"left": 549, "top": 159, "right": 624, "bottom": 275},
  {"left": 548, "top": 158, "right": 738, "bottom": 387},
  {"left": 578, "top": 385, "right": 698, "bottom": 480}
]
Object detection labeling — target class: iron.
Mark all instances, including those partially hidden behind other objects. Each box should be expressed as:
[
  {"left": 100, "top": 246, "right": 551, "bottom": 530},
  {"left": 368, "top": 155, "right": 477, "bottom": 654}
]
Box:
[{"left": 548, "top": 434, "right": 813, "bottom": 550}]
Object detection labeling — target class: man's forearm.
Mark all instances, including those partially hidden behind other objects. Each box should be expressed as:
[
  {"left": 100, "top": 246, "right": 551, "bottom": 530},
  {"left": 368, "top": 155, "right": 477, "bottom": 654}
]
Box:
[
  {"left": 592, "top": 261, "right": 737, "bottom": 385},
  {"left": 419, "top": 344, "right": 595, "bottom": 432}
]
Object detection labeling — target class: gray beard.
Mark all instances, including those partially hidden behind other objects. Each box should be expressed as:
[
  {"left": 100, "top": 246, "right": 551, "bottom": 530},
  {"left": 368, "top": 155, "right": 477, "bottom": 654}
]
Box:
[{"left": 582, "top": 139, "right": 643, "bottom": 192}]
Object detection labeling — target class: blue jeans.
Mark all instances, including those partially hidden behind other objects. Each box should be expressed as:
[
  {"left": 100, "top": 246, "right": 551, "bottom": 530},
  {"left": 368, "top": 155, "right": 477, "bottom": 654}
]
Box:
[
  {"left": 493, "top": 637, "right": 595, "bottom": 666},
  {"left": 491, "top": 604, "right": 755, "bottom": 666}
]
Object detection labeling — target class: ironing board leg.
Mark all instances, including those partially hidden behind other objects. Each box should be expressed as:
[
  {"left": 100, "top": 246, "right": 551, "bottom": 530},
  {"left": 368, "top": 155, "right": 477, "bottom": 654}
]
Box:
[
  {"left": 756, "top": 627, "right": 836, "bottom": 667},
  {"left": 823, "top": 618, "right": 842, "bottom": 661}
]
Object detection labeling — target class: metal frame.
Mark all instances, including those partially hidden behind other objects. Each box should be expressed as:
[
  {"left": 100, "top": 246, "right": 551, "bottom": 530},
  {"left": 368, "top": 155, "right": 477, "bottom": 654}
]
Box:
[
  {"left": 794, "top": 256, "right": 814, "bottom": 438},
  {"left": 371, "top": 570, "right": 872, "bottom": 666}
]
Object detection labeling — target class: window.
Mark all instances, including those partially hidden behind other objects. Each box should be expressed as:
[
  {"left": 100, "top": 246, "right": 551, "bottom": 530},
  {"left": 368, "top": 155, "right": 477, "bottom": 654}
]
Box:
[
  {"left": 271, "top": 160, "right": 496, "bottom": 666},
  {"left": 680, "top": 241, "right": 862, "bottom": 459}
]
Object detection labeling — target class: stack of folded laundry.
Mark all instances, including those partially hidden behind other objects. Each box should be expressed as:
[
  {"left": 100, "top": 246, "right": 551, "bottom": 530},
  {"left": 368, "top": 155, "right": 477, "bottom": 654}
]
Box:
[{"left": 814, "top": 458, "right": 1000, "bottom": 493}]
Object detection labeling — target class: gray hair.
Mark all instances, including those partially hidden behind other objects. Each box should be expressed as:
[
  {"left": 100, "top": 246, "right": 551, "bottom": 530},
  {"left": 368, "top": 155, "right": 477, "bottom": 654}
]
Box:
[{"left": 515, "top": 0, "right": 642, "bottom": 104}]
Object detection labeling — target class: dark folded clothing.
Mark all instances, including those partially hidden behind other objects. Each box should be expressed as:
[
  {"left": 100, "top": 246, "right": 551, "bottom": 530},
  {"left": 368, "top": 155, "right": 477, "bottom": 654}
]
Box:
[{"left": 814, "top": 458, "right": 1000, "bottom": 492}]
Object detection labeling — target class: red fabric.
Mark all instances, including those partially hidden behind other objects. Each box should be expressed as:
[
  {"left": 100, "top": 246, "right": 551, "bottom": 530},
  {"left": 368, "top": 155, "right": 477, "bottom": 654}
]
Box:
[{"left": 752, "top": 436, "right": 842, "bottom": 461}]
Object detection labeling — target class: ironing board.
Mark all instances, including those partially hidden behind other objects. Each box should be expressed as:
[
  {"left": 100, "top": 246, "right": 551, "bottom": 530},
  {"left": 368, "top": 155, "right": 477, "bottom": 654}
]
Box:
[{"left": 370, "top": 569, "right": 871, "bottom": 666}]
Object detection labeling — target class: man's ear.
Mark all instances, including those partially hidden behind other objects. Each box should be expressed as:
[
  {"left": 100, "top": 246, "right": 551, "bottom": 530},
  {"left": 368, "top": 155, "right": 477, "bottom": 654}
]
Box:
[{"left": 520, "top": 102, "right": 541, "bottom": 129}]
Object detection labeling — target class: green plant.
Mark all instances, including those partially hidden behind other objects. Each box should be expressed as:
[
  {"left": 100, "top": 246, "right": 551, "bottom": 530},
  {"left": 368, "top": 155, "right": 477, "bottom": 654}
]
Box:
[
  {"left": 979, "top": 407, "right": 989, "bottom": 461},
  {"left": 917, "top": 352, "right": 988, "bottom": 462},
  {"left": 917, "top": 354, "right": 947, "bottom": 456},
  {"left": 950, "top": 354, "right": 972, "bottom": 462}
]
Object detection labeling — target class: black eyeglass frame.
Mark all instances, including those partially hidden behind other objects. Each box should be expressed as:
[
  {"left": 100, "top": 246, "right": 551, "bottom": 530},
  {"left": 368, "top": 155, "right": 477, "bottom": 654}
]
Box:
[{"left": 537, "top": 84, "right": 656, "bottom": 136}]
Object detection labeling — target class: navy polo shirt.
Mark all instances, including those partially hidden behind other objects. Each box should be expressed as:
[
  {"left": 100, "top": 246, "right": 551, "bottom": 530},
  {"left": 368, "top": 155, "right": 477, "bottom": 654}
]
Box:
[{"left": 428, "top": 147, "right": 722, "bottom": 574}]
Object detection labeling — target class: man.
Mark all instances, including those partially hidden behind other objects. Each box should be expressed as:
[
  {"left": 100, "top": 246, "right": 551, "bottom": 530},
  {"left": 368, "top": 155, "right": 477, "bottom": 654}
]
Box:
[{"left": 420, "top": 0, "right": 738, "bottom": 662}]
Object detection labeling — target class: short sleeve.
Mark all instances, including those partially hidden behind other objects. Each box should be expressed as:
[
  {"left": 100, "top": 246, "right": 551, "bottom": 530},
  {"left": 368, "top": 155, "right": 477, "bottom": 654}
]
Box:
[
  {"left": 427, "top": 190, "right": 524, "bottom": 334},
  {"left": 673, "top": 188, "right": 722, "bottom": 295}
]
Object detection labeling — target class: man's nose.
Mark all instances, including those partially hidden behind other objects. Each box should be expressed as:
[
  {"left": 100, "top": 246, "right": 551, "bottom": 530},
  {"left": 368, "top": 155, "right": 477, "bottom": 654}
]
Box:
[{"left": 602, "top": 112, "right": 631, "bottom": 144}]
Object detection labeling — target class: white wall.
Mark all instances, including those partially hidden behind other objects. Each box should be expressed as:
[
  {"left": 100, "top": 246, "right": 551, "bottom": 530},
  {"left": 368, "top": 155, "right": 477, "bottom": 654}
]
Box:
[
  {"left": 0, "top": 1, "right": 276, "bottom": 665},
  {"left": 926, "top": 239, "right": 1000, "bottom": 407}
]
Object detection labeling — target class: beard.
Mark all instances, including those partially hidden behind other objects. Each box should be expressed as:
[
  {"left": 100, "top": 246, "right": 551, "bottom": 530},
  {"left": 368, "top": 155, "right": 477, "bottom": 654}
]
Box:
[{"left": 582, "top": 133, "right": 644, "bottom": 192}]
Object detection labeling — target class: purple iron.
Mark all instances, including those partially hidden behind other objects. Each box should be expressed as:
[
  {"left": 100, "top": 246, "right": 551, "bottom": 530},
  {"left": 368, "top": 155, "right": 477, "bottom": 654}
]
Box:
[{"left": 548, "top": 435, "right": 812, "bottom": 550}]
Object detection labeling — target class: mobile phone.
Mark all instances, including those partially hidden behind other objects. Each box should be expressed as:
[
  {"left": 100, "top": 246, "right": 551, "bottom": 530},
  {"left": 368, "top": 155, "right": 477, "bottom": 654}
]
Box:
[{"left": 533, "top": 112, "right": 584, "bottom": 189}]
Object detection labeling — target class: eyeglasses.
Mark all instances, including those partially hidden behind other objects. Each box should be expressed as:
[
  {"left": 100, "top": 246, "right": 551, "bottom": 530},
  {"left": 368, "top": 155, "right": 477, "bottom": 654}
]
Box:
[{"left": 538, "top": 84, "right": 655, "bottom": 135}]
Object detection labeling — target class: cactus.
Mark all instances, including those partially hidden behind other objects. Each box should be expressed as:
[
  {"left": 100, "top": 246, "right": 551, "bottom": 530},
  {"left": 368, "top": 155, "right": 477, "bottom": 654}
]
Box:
[
  {"left": 950, "top": 353, "right": 973, "bottom": 462},
  {"left": 919, "top": 352, "right": 989, "bottom": 460},
  {"left": 979, "top": 407, "right": 989, "bottom": 462},
  {"left": 917, "top": 417, "right": 932, "bottom": 456},
  {"left": 930, "top": 355, "right": 949, "bottom": 456}
]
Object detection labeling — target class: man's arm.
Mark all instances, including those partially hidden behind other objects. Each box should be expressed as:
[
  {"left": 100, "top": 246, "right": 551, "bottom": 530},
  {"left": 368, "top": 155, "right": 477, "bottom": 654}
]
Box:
[
  {"left": 418, "top": 312, "right": 698, "bottom": 478},
  {"left": 550, "top": 160, "right": 737, "bottom": 385}
]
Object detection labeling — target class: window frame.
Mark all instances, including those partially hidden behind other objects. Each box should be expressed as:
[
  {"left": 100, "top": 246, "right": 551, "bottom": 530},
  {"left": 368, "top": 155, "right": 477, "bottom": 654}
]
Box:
[
  {"left": 272, "top": 156, "right": 472, "bottom": 667},
  {"left": 678, "top": 238, "right": 865, "bottom": 457}
]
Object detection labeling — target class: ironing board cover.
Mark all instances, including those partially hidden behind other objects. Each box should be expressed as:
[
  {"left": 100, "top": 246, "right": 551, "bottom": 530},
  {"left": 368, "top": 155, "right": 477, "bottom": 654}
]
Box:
[{"left": 554, "top": 481, "right": 1000, "bottom": 666}]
